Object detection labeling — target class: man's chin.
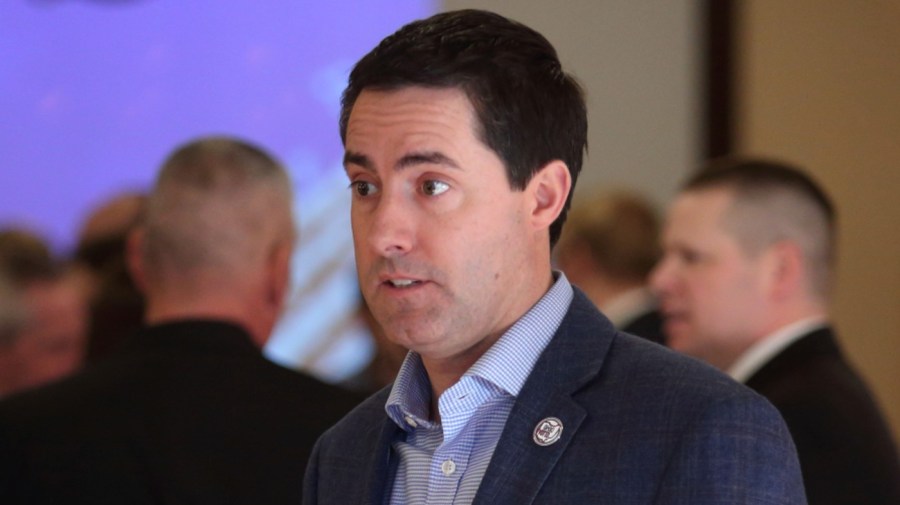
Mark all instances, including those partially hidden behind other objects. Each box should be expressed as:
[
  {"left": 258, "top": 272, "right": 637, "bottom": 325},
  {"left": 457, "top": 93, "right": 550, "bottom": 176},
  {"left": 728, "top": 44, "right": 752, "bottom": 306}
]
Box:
[{"left": 379, "top": 319, "right": 442, "bottom": 350}]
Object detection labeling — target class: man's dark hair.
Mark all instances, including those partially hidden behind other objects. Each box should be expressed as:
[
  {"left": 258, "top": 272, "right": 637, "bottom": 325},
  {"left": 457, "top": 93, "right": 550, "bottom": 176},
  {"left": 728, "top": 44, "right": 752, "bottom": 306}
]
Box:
[{"left": 340, "top": 9, "right": 588, "bottom": 247}]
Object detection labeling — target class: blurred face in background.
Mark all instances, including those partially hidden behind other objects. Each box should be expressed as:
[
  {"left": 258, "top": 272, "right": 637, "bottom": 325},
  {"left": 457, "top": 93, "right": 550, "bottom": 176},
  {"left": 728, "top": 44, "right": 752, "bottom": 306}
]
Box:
[
  {"left": 8, "top": 278, "right": 88, "bottom": 392},
  {"left": 650, "top": 188, "right": 769, "bottom": 370}
]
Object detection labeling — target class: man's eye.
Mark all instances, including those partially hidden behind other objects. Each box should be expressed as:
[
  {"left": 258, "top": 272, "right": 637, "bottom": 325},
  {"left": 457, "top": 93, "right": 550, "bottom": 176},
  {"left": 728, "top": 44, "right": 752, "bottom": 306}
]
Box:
[
  {"left": 422, "top": 180, "right": 449, "bottom": 196},
  {"left": 353, "top": 181, "right": 378, "bottom": 196}
]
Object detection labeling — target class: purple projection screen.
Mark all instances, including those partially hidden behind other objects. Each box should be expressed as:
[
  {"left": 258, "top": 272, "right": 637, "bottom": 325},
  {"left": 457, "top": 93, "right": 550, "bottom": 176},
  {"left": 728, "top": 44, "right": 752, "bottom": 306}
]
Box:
[{"left": 0, "top": 0, "right": 435, "bottom": 380}]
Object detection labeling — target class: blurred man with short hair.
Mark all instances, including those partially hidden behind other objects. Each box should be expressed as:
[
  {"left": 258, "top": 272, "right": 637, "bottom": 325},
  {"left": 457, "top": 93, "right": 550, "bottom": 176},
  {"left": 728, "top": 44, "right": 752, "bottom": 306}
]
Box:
[{"left": 652, "top": 157, "right": 900, "bottom": 505}]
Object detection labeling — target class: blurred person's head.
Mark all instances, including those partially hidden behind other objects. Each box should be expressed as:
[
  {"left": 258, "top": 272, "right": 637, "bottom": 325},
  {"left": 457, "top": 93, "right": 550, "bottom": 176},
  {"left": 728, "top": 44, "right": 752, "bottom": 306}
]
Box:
[
  {"left": 77, "top": 191, "right": 146, "bottom": 258},
  {"left": 650, "top": 158, "right": 835, "bottom": 370},
  {"left": 0, "top": 277, "right": 88, "bottom": 396},
  {"left": 74, "top": 191, "right": 147, "bottom": 289},
  {"left": 72, "top": 191, "right": 148, "bottom": 362},
  {"left": 0, "top": 228, "right": 88, "bottom": 396},
  {"left": 556, "top": 189, "right": 660, "bottom": 308},
  {"left": 0, "top": 228, "right": 55, "bottom": 286},
  {"left": 0, "top": 273, "right": 26, "bottom": 351},
  {"left": 129, "top": 136, "right": 296, "bottom": 347}
]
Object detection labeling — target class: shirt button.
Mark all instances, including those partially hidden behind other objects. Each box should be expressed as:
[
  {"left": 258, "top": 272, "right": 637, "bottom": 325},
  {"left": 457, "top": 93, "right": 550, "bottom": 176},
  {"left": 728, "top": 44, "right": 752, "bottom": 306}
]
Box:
[
  {"left": 441, "top": 459, "right": 456, "bottom": 476},
  {"left": 404, "top": 415, "right": 417, "bottom": 428}
]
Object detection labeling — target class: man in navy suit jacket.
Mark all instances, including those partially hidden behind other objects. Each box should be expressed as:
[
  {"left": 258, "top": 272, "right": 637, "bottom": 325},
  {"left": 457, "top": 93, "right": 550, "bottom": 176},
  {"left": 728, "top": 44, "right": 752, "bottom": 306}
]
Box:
[
  {"left": 305, "top": 10, "right": 806, "bottom": 504},
  {"left": 651, "top": 158, "right": 900, "bottom": 504}
]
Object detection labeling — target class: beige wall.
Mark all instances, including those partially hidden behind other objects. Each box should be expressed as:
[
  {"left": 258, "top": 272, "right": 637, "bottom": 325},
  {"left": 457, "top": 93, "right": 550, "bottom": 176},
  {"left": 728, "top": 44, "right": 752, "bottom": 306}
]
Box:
[
  {"left": 736, "top": 1, "right": 900, "bottom": 437},
  {"left": 443, "top": 0, "right": 703, "bottom": 207}
]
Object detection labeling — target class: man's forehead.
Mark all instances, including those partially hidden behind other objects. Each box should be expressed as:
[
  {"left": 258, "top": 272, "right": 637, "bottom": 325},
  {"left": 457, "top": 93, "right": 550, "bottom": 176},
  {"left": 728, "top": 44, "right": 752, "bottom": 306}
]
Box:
[
  {"left": 346, "top": 86, "right": 478, "bottom": 136},
  {"left": 666, "top": 192, "right": 736, "bottom": 241},
  {"left": 343, "top": 87, "right": 492, "bottom": 169},
  {"left": 678, "top": 186, "right": 734, "bottom": 210}
]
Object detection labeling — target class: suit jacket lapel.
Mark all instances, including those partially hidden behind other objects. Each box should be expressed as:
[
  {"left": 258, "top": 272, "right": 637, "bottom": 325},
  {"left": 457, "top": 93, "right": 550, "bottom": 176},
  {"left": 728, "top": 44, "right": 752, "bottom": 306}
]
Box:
[
  {"left": 473, "top": 290, "right": 615, "bottom": 505},
  {"left": 360, "top": 393, "right": 404, "bottom": 505}
]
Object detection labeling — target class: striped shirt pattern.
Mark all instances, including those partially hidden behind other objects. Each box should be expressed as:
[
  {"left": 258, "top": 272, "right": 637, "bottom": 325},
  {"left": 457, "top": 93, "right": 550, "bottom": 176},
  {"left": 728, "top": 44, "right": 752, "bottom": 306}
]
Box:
[{"left": 385, "top": 273, "right": 574, "bottom": 505}]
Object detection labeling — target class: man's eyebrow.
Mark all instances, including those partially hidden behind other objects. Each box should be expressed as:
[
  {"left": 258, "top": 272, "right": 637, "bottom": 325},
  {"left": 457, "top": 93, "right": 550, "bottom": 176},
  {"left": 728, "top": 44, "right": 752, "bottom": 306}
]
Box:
[
  {"left": 343, "top": 151, "right": 371, "bottom": 171},
  {"left": 343, "top": 150, "right": 460, "bottom": 172},
  {"left": 397, "top": 151, "right": 459, "bottom": 170}
]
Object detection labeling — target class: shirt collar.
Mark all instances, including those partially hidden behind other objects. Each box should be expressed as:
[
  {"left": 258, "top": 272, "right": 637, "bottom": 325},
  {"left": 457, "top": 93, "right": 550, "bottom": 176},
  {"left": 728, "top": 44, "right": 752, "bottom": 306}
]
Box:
[
  {"left": 385, "top": 272, "right": 574, "bottom": 431},
  {"left": 727, "top": 316, "right": 829, "bottom": 383}
]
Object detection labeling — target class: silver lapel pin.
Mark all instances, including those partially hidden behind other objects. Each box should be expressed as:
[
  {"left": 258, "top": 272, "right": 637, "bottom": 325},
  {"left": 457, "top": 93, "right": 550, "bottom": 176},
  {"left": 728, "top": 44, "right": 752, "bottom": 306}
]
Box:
[{"left": 533, "top": 417, "right": 563, "bottom": 446}]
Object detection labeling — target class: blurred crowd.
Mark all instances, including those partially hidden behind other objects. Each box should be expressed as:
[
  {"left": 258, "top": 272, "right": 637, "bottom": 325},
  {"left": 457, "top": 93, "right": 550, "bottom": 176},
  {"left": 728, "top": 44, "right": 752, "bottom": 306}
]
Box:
[{"left": 0, "top": 192, "right": 145, "bottom": 398}]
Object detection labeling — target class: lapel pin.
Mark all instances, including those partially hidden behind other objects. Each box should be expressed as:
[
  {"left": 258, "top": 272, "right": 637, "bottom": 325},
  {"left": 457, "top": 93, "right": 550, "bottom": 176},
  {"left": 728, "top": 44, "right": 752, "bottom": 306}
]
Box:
[{"left": 533, "top": 417, "right": 563, "bottom": 446}]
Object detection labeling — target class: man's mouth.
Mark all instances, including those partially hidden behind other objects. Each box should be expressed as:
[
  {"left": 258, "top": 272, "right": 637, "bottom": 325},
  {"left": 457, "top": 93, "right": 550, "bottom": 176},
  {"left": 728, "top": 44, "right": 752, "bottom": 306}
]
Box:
[{"left": 386, "top": 279, "right": 423, "bottom": 288}]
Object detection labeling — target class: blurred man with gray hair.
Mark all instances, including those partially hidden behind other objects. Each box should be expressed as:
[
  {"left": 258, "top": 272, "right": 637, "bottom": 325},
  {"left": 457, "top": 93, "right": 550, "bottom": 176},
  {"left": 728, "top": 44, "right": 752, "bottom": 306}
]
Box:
[{"left": 0, "top": 136, "right": 360, "bottom": 504}]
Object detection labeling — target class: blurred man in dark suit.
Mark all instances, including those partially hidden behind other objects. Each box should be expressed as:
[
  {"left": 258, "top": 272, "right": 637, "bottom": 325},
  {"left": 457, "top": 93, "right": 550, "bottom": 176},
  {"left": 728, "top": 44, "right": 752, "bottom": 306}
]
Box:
[
  {"left": 0, "top": 136, "right": 361, "bottom": 505},
  {"left": 652, "top": 157, "right": 900, "bottom": 505}
]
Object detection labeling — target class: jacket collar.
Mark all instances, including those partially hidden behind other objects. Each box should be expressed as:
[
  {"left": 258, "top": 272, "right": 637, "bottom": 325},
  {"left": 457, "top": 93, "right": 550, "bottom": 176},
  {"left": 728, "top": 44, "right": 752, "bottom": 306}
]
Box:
[
  {"left": 364, "top": 288, "right": 618, "bottom": 505},
  {"left": 474, "top": 288, "right": 616, "bottom": 505},
  {"left": 123, "top": 319, "right": 260, "bottom": 357}
]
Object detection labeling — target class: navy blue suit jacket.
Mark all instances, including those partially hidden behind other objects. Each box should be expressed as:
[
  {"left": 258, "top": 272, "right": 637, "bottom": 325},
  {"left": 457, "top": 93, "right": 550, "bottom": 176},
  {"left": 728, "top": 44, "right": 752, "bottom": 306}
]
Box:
[{"left": 304, "top": 290, "right": 807, "bottom": 504}]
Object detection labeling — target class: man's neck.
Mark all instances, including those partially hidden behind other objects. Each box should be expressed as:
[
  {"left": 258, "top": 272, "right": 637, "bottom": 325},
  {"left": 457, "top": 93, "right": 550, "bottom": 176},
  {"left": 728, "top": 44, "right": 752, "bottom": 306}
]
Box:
[{"left": 420, "top": 269, "right": 560, "bottom": 421}]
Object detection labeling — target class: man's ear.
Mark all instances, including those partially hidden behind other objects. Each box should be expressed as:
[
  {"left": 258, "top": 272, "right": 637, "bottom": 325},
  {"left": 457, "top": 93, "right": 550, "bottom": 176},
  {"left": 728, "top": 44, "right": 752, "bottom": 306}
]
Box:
[
  {"left": 267, "top": 239, "right": 294, "bottom": 311},
  {"left": 763, "top": 240, "right": 804, "bottom": 301},
  {"left": 126, "top": 226, "right": 148, "bottom": 295},
  {"left": 526, "top": 160, "right": 571, "bottom": 233}
]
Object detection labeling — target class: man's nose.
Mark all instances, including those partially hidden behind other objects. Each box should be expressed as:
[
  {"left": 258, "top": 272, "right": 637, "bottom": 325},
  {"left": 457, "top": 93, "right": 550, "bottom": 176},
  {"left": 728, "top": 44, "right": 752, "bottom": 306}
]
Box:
[{"left": 364, "top": 191, "right": 414, "bottom": 257}]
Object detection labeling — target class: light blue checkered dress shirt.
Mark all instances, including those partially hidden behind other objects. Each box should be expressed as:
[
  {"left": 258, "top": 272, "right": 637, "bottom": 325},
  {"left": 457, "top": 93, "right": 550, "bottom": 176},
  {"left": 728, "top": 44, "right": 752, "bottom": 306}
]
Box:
[{"left": 384, "top": 272, "right": 574, "bottom": 505}]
